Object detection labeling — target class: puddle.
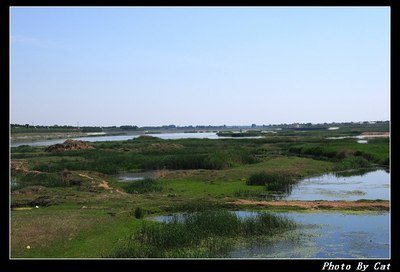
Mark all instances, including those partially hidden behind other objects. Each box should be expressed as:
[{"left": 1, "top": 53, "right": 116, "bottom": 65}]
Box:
[{"left": 114, "top": 171, "right": 158, "bottom": 182}]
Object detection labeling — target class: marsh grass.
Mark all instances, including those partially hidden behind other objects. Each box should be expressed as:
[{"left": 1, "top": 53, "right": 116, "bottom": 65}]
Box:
[
  {"left": 246, "top": 172, "right": 296, "bottom": 194},
  {"left": 333, "top": 157, "right": 371, "bottom": 171},
  {"left": 109, "top": 210, "right": 296, "bottom": 258},
  {"left": 233, "top": 189, "right": 267, "bottom": 199},
  {"left": 16, "top": 137, "right": 261, "bottom": 175},
  {"left": 246, "top": 172, "right": 293, "bottom": 186},
  {"left": 287, "top": 140, "right": 389, "bottom": 167},
  {"left": 122, "top": 178, "right": 162, "bottom": 194},
  {"left": 13, "top": 172, "right": 66, "bottom": 190}
]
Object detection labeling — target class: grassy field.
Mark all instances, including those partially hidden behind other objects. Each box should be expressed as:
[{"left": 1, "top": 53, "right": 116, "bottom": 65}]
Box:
[{"left": 10, "top": 130, "right": 389, "bottom": 258}]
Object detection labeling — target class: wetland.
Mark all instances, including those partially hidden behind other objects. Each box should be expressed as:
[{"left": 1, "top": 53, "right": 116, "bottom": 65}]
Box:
[{"left": 10, "top": 127, "right": 390, "bottom": 258}]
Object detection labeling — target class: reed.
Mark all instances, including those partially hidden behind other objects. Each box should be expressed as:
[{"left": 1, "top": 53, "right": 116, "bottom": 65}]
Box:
[{"left": 108, "top": 210, "right": 296, "bottom": 258}]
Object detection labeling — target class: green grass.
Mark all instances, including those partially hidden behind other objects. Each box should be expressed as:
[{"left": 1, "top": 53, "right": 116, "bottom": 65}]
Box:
[
  {"left": 11, "top": 206, "right": 142, "bottom": 258},
  {"left": 157, "top": 157, "right": 333, "bottom": 200}
]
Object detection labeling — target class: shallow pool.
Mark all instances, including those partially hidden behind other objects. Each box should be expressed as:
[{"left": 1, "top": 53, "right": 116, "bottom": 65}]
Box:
[{"left": 229, "top": 211, "right": 389, "bottom": 258}]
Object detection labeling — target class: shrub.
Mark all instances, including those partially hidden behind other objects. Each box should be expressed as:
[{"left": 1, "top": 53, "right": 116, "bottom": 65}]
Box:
[{"left": 134, "top": 207, "right": 145, "bottom": 219}]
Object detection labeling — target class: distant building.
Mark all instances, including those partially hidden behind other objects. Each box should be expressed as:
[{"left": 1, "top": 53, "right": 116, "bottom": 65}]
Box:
[{"left": 292, "top": 123, "right": 300, "bottom": 128}]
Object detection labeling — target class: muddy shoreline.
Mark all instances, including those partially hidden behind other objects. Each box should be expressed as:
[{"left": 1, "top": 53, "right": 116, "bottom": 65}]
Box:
[{"left": 229, "top": 199, "right": 389, "bottom": 211}]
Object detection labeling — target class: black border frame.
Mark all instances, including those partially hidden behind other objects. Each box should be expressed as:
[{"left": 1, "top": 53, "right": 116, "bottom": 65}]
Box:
[{"left": 4, "top": 1, "right": 397, "bottom": 271}]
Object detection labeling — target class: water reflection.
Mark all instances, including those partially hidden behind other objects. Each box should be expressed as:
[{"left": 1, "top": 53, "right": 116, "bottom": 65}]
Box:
[{"left": 333, "top": 168, "right": 379, "bottom": 178}]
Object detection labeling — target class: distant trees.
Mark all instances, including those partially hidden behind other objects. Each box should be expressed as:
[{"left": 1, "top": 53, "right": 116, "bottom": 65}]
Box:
[
  {"left": 120, "top": 125, "right": 138, "bottom": 130},
  {"left": 81, "top": 126, "right": 102, "bottom": 132}
]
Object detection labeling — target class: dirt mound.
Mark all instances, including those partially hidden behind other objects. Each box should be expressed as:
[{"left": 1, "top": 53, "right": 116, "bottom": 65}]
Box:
[{"left": 45, "top": 140, "right": 93, "bottom": 152}]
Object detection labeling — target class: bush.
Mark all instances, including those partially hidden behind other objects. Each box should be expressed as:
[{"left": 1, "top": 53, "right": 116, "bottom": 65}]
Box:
[{"left": 134, "top": 207, "right": 145, "bottom": 219}]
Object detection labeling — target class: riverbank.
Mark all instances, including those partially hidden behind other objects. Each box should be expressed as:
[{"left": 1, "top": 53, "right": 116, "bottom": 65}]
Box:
[{"left": 228, "top": 199, "right": 389, "bottom": 211}]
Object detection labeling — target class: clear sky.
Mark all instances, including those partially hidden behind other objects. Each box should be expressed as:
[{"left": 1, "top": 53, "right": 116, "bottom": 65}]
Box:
[{"left": 10, "top": 7, "right": 390, "bottom": 127}]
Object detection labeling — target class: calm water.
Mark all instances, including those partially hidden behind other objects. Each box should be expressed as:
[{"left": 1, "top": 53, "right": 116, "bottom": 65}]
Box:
[
  {"left": 10, "top": 132, "right": 262, "bottom": 147},
  {"left": 230, "top": 211, "right": 389, "bottom": 258},
  {"left": 269, "top": 169, "right": 389, "bottom": 201},
  {"left": 327, "top": 134, "right": 388, "bottom": 140},
  {"left": 114, "top": 171, "right": 158, "bottom": 182},
  {"left": 150, "top": 211, "right": 389, "bottom": 258}
]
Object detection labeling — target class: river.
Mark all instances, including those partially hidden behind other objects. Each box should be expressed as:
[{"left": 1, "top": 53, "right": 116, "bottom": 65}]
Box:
[{"left": 10, "top": 132, "right": 262, "bottom": 147}]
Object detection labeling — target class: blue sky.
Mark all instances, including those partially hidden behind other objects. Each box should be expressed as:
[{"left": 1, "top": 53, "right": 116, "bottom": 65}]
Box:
[{"left": 10, "top": 7, "right": 390, "bottom": 127}]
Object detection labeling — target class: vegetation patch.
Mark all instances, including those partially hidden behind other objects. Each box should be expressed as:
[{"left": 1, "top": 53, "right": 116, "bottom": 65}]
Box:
[
  {"left": 122, "top": 178, "right": 162, "bottom": 194},
  {"left": 13, "top": 172, "right": 66, "bottom": 189},
  {"left": 246, "top": 171, "right": 295, "bottom": 194},
  {"left": 108, "top": 210, "right": 296, "bottom": 258},
  {"left": 333, "top": 157, "right": 371, "bottom": 171}
]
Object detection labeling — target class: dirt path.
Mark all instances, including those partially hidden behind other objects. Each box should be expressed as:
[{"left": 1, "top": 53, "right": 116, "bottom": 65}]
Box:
[
  {"left": 78, "top": 173, "right": 94, "bottom": 180},
  {"left": 78, "top": 173, "right": 127, "bottom": 195},
  {"left": 228, "top": 199, "right": 389, "bottom": 211},
  {"left": 360, "top": 132, "right": 390, "bottom": 138}
]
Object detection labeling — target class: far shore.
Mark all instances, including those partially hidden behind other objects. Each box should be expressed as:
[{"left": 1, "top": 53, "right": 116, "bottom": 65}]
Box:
[{"left": 10, "top": 131, "right": 127, "bottom": 143}]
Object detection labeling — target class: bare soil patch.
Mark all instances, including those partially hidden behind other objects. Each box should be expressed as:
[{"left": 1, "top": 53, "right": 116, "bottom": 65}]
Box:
[{"left": 229, "top": 199, "right": 389, "bottom": 211}]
